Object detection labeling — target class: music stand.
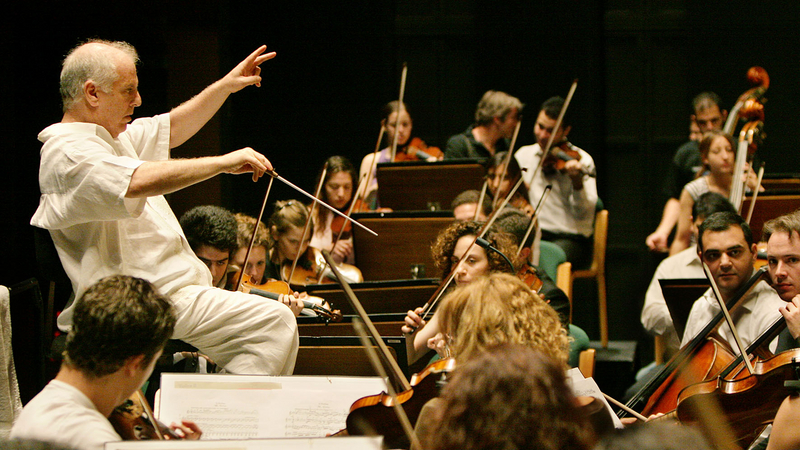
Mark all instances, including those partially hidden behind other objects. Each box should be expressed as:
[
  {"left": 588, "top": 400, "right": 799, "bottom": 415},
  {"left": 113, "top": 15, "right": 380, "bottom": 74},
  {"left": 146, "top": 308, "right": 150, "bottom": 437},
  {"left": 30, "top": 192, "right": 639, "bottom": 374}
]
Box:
[
  {"left": 376, "top": 159, "right": 485, "bottom": 211},
  {"left": 658, "top": 278, "right": 709, "bottom": 341}
]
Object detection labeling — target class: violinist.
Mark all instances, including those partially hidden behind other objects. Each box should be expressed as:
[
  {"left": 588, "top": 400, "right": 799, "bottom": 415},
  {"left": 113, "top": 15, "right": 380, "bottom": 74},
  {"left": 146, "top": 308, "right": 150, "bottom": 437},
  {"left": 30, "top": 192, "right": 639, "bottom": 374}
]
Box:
[
  {"left": 232, "top": 212, "right": 272, "bottom": 285},
  {"left": 670, "top": 130, "right": 761, "bottom": 255},
  {"left": 443, "top": 90, "right": 522, "bottom": 160},
  {"left": 415, "top": 275, "right": 591, "bottom": 450},
  {"left": 359, "top": 101, "right": 442, "bottom": 208},
  {"left": 402, "top": 221, "right": 516, "bottom": 355},
  {"left": 679, "top": 212, "right": 783, "bottom": 350},
  {"left": 758, "top": 210, "right": 800, "bottom": 450},
  {"left": 180, "top": 205, "right": 239, "bottom": 289},
  {"left": 485, "top": 152, "right": 535, "bottom": 216},
  {"left": 647, "top": 92, "right": 727, "bottom": 252},
  {"left": 10, "top": 276, "right": 201, "bottom": 450},
  {"left": 515, "top": 96, "right": 598, "bottom": 268},
  {"left": 310, "top": 156, "right": 358, "bottom": 265},
  {"left": 450, "top": 189, "right": 490, "bottom": 222},
  {"left": 641, "top": 193, "right": 737, "bottom": 358}
]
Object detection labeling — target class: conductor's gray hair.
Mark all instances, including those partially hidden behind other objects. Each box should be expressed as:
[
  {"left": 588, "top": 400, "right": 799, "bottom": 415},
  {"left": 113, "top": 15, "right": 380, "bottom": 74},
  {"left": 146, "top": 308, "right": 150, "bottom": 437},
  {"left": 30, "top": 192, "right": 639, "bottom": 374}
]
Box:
[{"left": 60, "top": 39, "right": 139, "bottom": 112}]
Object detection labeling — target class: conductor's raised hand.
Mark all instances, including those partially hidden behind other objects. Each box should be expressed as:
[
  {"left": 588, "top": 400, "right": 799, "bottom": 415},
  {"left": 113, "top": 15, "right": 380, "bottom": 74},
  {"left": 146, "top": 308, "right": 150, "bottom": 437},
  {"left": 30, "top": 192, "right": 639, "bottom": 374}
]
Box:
[
  {"left": 220, "top": 148, "right": 273, "bottom": 182},
  {"left": 224, "top": 45, "right": 277, "bottom": 93}
]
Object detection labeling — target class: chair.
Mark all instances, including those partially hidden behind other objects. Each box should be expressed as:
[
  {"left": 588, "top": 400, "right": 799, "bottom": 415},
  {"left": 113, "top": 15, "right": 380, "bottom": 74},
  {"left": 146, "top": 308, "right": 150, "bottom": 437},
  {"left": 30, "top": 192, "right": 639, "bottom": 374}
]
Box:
[
  {"left": 556, "top": 262, "right": 573, "bottom": 322},
  {"left": 572, "top": 210, "right": 609, "bottom": 348},
  {"left": 578, "top": 348, "right": 596, "bottom": 378},
  {"left": 539, "top": 240, "right": 567, "bottom": 281}
]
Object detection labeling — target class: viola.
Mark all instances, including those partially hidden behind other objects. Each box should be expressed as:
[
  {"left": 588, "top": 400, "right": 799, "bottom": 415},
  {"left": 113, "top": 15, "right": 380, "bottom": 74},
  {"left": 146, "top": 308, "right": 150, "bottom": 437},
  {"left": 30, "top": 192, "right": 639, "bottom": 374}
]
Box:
[
  {"left": 234, "top": 270, "right": 343, "bottom": 322},
  {"left": 517, "top": 263, "right": 544, "bottom": 293},
  {"left": 345, "top": 357, "right": 455, "bottom": 449},
  {"left": 393, "top": 137, "right": 443, "bottom": 162},
  {"left": 109, "top": 392, "right": 182, "bottom": 440},
  {"left": 675, "top": 349, "right": 800, "bottom": 448}
]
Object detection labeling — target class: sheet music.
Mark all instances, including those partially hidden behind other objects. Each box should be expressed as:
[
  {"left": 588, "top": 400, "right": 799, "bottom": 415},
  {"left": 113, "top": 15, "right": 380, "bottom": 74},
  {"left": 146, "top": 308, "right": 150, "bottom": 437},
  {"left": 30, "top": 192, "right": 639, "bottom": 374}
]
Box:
[
  {"left": 566, "top": 368, "right": 624, "bottom": 429},
  {"left": 105, "top": 436, "right": 383, "bottom": 450},
  {"left": 158, "top": 374, "right": 386, "bottom": 439}
]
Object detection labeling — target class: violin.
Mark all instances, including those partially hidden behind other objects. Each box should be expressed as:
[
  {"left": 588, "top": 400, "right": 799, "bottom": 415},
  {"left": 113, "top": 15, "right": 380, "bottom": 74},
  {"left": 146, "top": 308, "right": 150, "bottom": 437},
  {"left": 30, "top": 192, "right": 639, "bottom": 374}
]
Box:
[
  {"left": 109, "top": 392, "right": 182, "bottom": 440},
  {"left": 234, "top": 270, "right": 343, "bottom": 322},
  {"left": 280, "top": 246, "right": 363, "bottom": 288},
  {"left": 393, "top": 137, "right": 443, "bottom": 162},
  {"left": 517, "top": 263, "right": 544, "bottom": 293},
  {"left": 345, "top": 357, "right": 455, "bottom": 449},
  {"left": 542, "top": 142, "right": 596, "bottom": 177},
  {"left": 330, "top": 198, "right": 369, "bottom": 241}
]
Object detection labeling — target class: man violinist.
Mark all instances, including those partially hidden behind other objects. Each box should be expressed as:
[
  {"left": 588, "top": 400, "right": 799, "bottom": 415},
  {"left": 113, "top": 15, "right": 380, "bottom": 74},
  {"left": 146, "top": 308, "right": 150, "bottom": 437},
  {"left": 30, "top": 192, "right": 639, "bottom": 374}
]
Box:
[
  {"left": 756, "top": 210, "right": 800, "bottom": 450},
  {"left": 10, "top": 276, "right": 201, "bottom": 450},
  {"left": 180, "top": 205, "right": 239, "bottom": 289},
  {"left": 679, "top": 212, "right": 783, "bottom": 350},
  {"left": 646, "top": 92, "right": 728, "bottom": 252},
  {"left": 30, "top": 39, "right": 298, "bottom": 375},
  {"left": 443, "top": 90, "right": 522, "bottom": 160},
  {"left": 514, "top": 96, "right": 598, "bottom": 268}
]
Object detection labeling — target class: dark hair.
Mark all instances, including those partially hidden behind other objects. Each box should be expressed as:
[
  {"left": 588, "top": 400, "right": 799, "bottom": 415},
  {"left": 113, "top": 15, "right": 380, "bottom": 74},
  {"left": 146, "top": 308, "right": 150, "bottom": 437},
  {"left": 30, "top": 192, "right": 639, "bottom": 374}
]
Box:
[
  {"left": 424, "top": 344, "right": 591, "bottom": 450},
  {"left": 494, "top": 207, "right": 534, "bottom": 249},
  {"left": 380, "top": 100, "right": 411, "bottom": 122},
  {"left": 692, "top": 192, "right": 736, "bottom": 221},
  {"left": 692, "top": 91, "right": 722, "bottom": 114},
  {"left": 541, "top": 96, "right": 572, "bottom": 128},
  {"left": 431, "top": 220, "right": 516, "bottom": 277},
  {"left": 313, "top": 155, "right": 357, "bottom": 229},
  {"left": 451, "top": 190, "right": 492, "bottom": 217},
  {"left": 64, "top": 275, "right": 175, "bottom": 378},
  {"left": 697, "top": 211, "right": 752, "bottom": 253},
  {"left": 180, "top": 205, "right": 238, "bottom": 255},
  {"left": 763, "top": 209, "right": 800, "bottom": 242},
  {"left": 486, "top": 151, "right": 522, "bottom": 180}
]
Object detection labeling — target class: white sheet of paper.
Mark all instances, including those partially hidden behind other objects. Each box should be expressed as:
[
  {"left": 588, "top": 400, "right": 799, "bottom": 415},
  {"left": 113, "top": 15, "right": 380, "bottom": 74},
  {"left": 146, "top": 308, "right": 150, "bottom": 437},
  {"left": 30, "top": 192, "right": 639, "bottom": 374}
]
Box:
[
  {"left": 104, "top": 436, "right": 383, "bottom": 450},
  {"left": 566, "top": 368, "right": 624, "bottom": 429},
  {"left": 158, "top": 374, "right": 387, "bottom": 439}
]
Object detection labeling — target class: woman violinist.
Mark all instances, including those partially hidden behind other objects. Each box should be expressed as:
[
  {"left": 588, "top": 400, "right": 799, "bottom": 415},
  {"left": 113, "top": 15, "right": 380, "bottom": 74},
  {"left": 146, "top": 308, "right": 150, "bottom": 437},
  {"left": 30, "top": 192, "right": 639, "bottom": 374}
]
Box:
[
  {"left": 402, "top": 221, "right": 517, "bottom": 356},
  {"left": 311, "top": 156, "right": 360, "bottom": 265},
  {"left": 359, "top": 101, "right": 443, "bottom": 209},
  {"left": 228, "top": 210, "right": 305, "bottom": 316},
  {"left": 414, "top": 274, "right": 599, "bottom": 450},
  {"left": 670, "top": 130, "right": 761, "bottom": 255}
]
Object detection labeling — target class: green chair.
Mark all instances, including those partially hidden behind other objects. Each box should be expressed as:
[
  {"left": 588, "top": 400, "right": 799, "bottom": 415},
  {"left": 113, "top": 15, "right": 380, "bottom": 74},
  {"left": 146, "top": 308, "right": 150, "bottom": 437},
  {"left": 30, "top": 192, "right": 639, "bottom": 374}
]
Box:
[{"left": 539, "top": 240, "right": 567, "bottom": 281}]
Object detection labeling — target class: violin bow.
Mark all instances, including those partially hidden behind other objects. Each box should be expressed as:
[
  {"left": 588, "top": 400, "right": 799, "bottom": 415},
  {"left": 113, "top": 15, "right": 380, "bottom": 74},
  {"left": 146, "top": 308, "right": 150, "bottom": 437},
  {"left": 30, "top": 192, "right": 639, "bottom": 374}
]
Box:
[
  {"left": 267, "top": 170, "right": 378, "bottom": 237},
  {"left": 419, "top": 175, "right": 527, "bottom": 323},
  {"left": 362, "top": 124, "right": 386, "bottom": 210},
  {"left": 287, "top": 163, "right": 328, "bottom": 284},
  {"left": 515, "top": 185, "right": 552, "bottom": 258},
  {"left": 745, "top": 162, "right": 765, "bottom": 224},
  {"left": 527, "top": 79, "right": 578, "bottom": 185},
  {"left": 474, "top": 179, "right": 489, "bottom": 221},
  {"left": 493, "top": 119, "right": 522, "bottom": 211},
  {"left": 320, "top": 250, "right": 412, "bottom": 392},
  {"left": 234, "top": 176, "right": 276, "bottom": 292},
  {"left": 135, "top": 389, "right": 165, "bottom": 440},
  {"left": 352, "top": 318, "right": 421, "bottom": 450},
  {"left": 390, "top": 63, "right": 408, "bottom": 162},
  {"left": 702, "top": 262, "right": 756, "bottom": 375},
  {"left": 317, "top": 173, "right": 370, "bottom": 283}
]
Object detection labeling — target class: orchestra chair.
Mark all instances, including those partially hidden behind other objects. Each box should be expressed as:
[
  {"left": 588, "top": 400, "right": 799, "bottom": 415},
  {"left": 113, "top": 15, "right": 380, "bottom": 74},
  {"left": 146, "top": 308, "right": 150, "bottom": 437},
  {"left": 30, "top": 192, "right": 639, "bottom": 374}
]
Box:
[
  {"left": 539, "top": 240, "right": 568, "bottom": 281},
  {"left": 654, "top": 335, "right": 666, "bottom": 365},
  {"left": 556, "top": 262, "right": 573, "bottom": 322},
  {"left": 578, "top": 348, "right": 596, "bottom": 378},
  {"left": 572, "top": 209, "right": 609, "bottom": 348},
  {"left": 568, "top": 324, "right": 591, "bottom": 369}
]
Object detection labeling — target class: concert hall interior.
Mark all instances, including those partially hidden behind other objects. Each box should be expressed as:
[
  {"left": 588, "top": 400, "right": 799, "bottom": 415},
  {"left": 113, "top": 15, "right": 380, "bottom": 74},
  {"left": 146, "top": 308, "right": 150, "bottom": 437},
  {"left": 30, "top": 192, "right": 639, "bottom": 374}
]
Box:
[{"left": 2, "top": 1, "right": 800, "bottom": 448}]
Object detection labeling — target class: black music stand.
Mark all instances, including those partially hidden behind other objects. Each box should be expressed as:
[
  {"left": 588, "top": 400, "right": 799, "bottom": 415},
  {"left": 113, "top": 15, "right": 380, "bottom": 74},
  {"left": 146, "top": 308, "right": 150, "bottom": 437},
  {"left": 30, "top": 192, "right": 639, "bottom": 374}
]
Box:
[{"left": 658, "top": 278, "right": 709, "bottom": 341}]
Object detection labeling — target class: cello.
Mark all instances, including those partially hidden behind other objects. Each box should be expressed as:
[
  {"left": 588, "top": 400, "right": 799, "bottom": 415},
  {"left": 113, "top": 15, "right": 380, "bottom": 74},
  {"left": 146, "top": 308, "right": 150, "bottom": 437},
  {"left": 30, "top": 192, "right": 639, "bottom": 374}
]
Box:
[{"left": 621, "top": 266, "right": 768, "bottom": 417}]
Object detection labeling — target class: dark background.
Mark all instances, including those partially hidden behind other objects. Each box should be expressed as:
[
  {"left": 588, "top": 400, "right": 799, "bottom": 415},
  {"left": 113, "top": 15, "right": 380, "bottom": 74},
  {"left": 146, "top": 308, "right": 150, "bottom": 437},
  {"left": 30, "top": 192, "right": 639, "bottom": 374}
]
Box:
[{"left": 2, "top": 1, "right": 799, "bottom": 388}]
